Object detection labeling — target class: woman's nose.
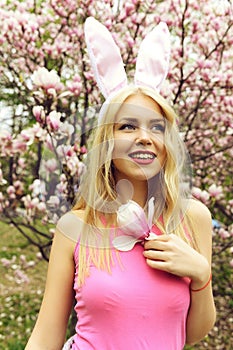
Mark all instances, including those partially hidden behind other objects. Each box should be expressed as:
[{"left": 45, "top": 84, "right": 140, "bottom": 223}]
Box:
[{"left": 135, "top": 128, "right": 152, "bottom": 145}]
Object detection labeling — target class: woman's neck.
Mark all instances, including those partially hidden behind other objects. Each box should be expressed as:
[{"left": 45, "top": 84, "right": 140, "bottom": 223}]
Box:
[{"left": 115, "top": 177, "right": 148, "bottom": 208}]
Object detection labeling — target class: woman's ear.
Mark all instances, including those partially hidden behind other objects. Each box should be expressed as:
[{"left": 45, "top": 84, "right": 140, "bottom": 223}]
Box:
[{"left": 84, "top": 17, "right": 128, "bottom": 99}]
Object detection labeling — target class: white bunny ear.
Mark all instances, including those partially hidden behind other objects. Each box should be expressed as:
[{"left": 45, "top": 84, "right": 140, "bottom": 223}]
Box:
[
  {"left": 135, "top": 22, "right": 170, "bottom": 91},
  {"left": 84, "top": 17, "right": 128, "bottom": 99}
]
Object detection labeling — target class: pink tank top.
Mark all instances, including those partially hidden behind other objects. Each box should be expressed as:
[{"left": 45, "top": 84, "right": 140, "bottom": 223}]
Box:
[{"left": 71, "top": 224, "right": 190, "bottom": 350}]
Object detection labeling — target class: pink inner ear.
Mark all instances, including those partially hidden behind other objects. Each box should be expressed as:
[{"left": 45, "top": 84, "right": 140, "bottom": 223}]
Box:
[
  {"left": 84, "top": 17, "right": 128, "bottom": 99},
  {"left": 135, "top": 22, "right": 170, "bottom": 92}
]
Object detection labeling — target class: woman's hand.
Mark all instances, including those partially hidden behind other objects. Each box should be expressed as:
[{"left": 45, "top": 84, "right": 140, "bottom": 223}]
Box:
[{"left": 143, "top": 234, "right": 210, "bottom": 288}]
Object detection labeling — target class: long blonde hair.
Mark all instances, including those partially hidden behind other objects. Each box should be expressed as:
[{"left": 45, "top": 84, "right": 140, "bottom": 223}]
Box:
[{"left": 73, "top": 86, "right": 196, "bottom": 285}]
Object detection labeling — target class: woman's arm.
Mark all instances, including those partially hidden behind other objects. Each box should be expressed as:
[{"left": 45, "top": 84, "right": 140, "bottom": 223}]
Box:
[
  {"left": 184, "top": 200, "right": 216, "bottom": 345},
  {"left": 143, "top": 199, "right": 216, "bottom": 345},
  {"left": 25, "top": 229, "right": 76, "bottom": 350}
]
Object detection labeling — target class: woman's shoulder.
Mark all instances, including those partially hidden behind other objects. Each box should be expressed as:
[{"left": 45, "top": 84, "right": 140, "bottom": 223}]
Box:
[
  {"left": 56, "top": 209, "right": 85, "bottom": 243},
  {"left": 186, "top": 198, "right": 213, "bottom": 246},
  {"left": 186, "top": 197, "right": 212, "bottom": 222},
  {"left": 185, "top": 198, "right": 213, "bottom": 257}
]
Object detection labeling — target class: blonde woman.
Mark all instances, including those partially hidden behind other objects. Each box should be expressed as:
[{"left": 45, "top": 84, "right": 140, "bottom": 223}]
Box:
[{"left": 25, "top": 17, "right": 216, "bottom": 350}]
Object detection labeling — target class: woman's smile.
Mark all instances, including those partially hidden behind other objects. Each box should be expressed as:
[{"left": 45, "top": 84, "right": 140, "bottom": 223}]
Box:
[{"left": 128, "top": 150, "right": 156, "bottom": 164}]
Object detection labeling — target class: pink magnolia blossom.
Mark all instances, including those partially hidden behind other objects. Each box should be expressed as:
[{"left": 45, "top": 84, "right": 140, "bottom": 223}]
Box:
[
  {"left": 67, "top": 81, "right": 82, "bottom": 96},
  {"left": 113, "top": 198, "right": 157, "bottom": 251},
  {"left": 0, "top": 168, "right": 7, "bottom": 185},
  {"left": 56, "top": 181, "right": 67, "bottom": 194},
  {"left": 45, "top": 134, "right": 57, "bottom": 151},
  {"left": 0, "top": 129, "right": 11, "bottom": 143},
  {"left": 0, "top": 192, "right": 4, "bottom": 201},
  {"left": 12, "top": 139, "right": 27, "bottom": 153},
  {"left": 47, "top": 195, "right": 60, "bottom": 207},
  {"left": 60, "top": 121, "right": 75, "bottom": 137},
  {"left": 1, "top": 257, "right": 11, "bottom": 268},
  {"left": 22, "top": 194, "right": 35, "bottom": 209},
  {"left": 57, "top": 145, "right": 75, "bottom": 158},
  {"left": 36, "top": 252, "right": 43, "bottom": 260},
  {"left": 29, "top": 179, "right": 44, "bottom": 197},
  {"left": 31, "top": 124, "right": 46, "bottom": 140},
  {"left": 80, "top": 146, "right": 87, "bottom": 154},
  {"left": 32, "top": 105, "right": 46, "bottom": 123},
  {"left": 46, "top": 111, "right": 61, "bottom": 132},
  {"left": 44, "top": 158, "right": 58, "bottom": 173},
  {"left": 32, "top": 67, "right": 61, "bottom": 91},
  {"left": 19, "top": 129, "right": 35, "bottom": 146},
  {"left": 15, "top": 269, "right": 30, "bottom": 284},
  {"left": 7, "top": 186, "right": 16, "bottom": 199},
  {"left": 37, "top": 202, "right": 47, "bottom": 212},
  {"left": 192, "top": 187, "right": 210, "bottom": 203},
  {"left": 14, "top": 180, "right": 24, "bottom": 193},
  {"left": 218, "top": 228, "right": 230, "bottom": 239},
  {"left": 67, "top": 157, "right": 80, "bottom": 176},
  {"left": 208, "top": 184, "right": 223, "bottom": 199},
  {"left": 47, "top": 88, "right": 57, "bottom": 98}
]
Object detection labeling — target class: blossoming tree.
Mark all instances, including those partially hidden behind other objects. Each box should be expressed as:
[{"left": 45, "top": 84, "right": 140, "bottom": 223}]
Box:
[{"left": 0, "top": 0, "right": 232, "bottom": 345}]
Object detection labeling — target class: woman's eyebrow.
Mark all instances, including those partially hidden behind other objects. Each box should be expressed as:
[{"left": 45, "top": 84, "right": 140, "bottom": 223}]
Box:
[
  {"left": 150, "top": 118, "right": 165, "bottom": 124},
  {"left": 117, "top": 116, "right": 165, "bottom": 124},
  {"left": 116, "top": 117, "right": 138, "bottom": 123}
]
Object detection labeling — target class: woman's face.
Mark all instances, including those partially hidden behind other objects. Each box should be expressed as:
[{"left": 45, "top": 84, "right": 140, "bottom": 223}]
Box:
[{"left": 112, "top": 93, "right": 167, "bottom": 185}]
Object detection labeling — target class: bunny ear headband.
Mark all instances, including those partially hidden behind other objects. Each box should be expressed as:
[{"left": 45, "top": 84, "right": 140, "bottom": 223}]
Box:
[{"left": 84, "top": 16, "right": 170, "bottom": 123}]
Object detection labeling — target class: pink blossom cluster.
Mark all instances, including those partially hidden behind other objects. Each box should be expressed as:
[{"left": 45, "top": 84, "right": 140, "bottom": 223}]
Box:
[{"left": 1, "top": 253, "right": 41, "bottom": 284}]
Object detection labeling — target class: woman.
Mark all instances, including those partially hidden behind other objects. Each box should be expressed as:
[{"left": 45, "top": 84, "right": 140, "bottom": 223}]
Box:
[{"left": 25, "top": 17, "right": 216, "bottom": 350}]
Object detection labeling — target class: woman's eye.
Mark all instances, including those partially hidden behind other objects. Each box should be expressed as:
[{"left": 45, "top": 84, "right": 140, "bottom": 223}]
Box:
[
  {"left": 151, "top": 124, "right": 165, "bottom": 133},
  {"left": 119, "top": 123, "right": 136, "bottom": 130}
]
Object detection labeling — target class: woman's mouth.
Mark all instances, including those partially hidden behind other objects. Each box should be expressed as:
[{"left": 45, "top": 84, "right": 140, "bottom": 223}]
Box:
[{"left": 128, "top": 151, "right": 156, "bottom": 164}]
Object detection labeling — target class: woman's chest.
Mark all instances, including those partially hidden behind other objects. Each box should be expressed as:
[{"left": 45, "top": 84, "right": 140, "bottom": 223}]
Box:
[{"left": 75, "top": 245, "right": 190, "bottom": 315}]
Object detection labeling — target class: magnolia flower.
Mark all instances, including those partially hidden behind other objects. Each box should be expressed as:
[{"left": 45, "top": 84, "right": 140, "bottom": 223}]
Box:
[
  {"left": 219, "top": 228, "right": 230, "bottom": 239},
  {"left": 0, "top": 169, "right": 7, "bottom": 185},
  {"left": 32, "top": 105, "right": 45, "bottom": 123},
  {"left": 37, "top": 202, "right": 47, "bottom": 212},
  {"left": 67, "top": 157, "right": 80, "bottom": 176},
  {"left": 12, "top": 139, "right": 27, "bottom": 153},
  {"left": 29, "top": 179, "right": 44, "bottom": 197},
  {"left": 46, "top": 195, "right": 60, "bottom": 207},
  {"left": 22, "top": 194, "right": 35, "bottom": 209},
  {"left": 44, "top": 158, "right": 58, "bottom": 173},
  {"left": 32, "top": 67, "right": 61, "bottom": 91},
  {"left": 46, "top": 111, "right": 61, "bottom": 132},
  {"left": 56, "top": 181, "right": 67, "bottom": 194},
  {"left": 67, "top": 80, "right": 82, "bottom": 96},
  {"left": 192, "top": 187, "right": 210, "bottom": 203},
  {"left": 60, "top": 121, "right": 74, "bottom": 137},
  {"left": 208, "top": 184, "right": 223, "bottom": 199},
  {"left": 19, "top": 129, "right": 35, "bottom": 145},
  {"left": 113, "top": 197, "right": 157, "bottom": 251},
  {"left": 57, "top": 145, "right": 73, "bottom": 158},
  {"left": 7, "top": 185, "right": 16, "bottom": 199}
]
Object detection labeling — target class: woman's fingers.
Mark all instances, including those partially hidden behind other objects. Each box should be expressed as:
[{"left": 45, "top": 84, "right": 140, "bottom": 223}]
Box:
[
  {"left": 143, "top": 233, "right": 205, "bottom": 278},
  {"left": 144, "top": 234, "right": 172, "bottom": 251},
  {"left": 143, "top": 249, "right": 167, "bottom": 261}
]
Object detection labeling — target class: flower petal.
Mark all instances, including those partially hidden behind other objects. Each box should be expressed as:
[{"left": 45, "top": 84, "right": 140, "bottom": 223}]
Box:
[
  {"left": 147, "top": 197, "right": 155, "bottom": 229},
  {"left": 112, "top": 235, "right": 142, "bottom": 251},
  {"left": 117, "top": 200, "right": 149, "bottom": 238}
]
